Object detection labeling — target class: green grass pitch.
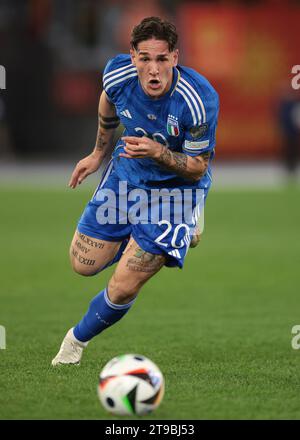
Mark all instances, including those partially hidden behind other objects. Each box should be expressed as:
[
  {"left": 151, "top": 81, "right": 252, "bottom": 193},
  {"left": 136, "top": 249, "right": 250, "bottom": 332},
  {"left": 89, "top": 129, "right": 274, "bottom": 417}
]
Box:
[{"left": 0, "top": 183, "right": 299, "bottom": 419}]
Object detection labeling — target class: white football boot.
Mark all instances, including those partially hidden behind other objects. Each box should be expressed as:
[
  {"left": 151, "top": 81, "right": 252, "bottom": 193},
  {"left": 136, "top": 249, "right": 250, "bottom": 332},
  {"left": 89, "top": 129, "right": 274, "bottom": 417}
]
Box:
[{"left": 51, "top": 328, "right": 88, "bottom": 366}]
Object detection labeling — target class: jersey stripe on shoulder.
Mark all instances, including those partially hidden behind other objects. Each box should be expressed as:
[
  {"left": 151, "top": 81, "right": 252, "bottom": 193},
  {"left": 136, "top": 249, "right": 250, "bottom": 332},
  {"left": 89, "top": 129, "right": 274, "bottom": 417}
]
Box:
[
  {"left": 180, "top": 77, "right": 206, "bottom": 123},
  {"left": 103, "top": 63, "right": 134, "bottom": 80},
  {"left": 104, "top": 66, "right": 137, "bottom": 89},
  {"left": 104, "top": 71, "right": 138, "bottom": 92},
  {"left": 177, "top": 80, "right": 202, "bottom": 125},
  {"left": 175, "top": 85, "right": 198, "bottom": 125}
]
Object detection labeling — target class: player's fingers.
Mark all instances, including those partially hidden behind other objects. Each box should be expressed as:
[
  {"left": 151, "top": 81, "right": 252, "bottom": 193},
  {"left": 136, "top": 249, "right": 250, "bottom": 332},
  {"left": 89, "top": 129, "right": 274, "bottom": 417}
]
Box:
[
  {"left": 124, "top": 146, "right": 147, "bottom": 156},
  {"left": 124, "top": 147, "right": 146, "bottom": 157},
  {"left": 124, "top": 142, "right": 148, "bottom": 152},
  {"left": 68, "top": 171, "right": 79, "bottom": 188},
  {"left": 77, "top": 169, "right": 90, "bottom": 185},
  {"left": 119, "top": 153, "right": 134, "bottom": 159},
  {"left": 121, "top": 136, "right": 140, "bottom": 144},
  {"left": 69, "top": 167, "right": 86, "bottom": 188},
  {"left": 69, "top": 167, "right": 83, "bottom": 188},
  {"left": 124, "top": 143, "right": 141, "bottom": 151}
]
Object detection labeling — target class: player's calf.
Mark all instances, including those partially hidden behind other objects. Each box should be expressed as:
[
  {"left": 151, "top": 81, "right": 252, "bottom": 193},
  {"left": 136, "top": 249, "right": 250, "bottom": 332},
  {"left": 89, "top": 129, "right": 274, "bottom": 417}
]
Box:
[
  {"left": 72, "top": 239, "right": 166, "bottom": 344},
  {"left": 107, "top": 272, "right": 141, "bottom": 305},
  {"left": 52, "top": 239, "right": 166, "bottom": 366},
  {"left": 108, "top": 239, "right": 166, "bottom": 304},
  {"left": 69, "top": 230, "right": 122, "bottom": 276}
]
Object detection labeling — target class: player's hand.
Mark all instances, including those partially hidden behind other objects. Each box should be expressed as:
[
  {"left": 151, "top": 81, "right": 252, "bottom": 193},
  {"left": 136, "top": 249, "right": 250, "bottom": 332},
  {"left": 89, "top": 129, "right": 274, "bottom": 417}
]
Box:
[
  {"left": 120, "top": 136, "right": 163, "bottom": 159},
  {"left": 68, "top": 153, "right": 102, "bottom": 189}
]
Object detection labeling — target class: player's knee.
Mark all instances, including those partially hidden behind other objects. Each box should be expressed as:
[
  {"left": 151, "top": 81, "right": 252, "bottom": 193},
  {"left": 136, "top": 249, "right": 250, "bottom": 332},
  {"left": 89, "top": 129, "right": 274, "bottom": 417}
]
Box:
[{"left": 108, "top": 274, "right": 140, "bottom": 304}]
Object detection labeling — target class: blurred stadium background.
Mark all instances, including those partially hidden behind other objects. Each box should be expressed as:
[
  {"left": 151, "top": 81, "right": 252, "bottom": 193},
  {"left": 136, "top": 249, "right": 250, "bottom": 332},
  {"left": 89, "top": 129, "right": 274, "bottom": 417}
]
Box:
[
  {"left": 1, "top": 0, "right": 300, "bottom": 420},
  {"left": 0, "top": 0, "right": 300, "bottom": 173}
]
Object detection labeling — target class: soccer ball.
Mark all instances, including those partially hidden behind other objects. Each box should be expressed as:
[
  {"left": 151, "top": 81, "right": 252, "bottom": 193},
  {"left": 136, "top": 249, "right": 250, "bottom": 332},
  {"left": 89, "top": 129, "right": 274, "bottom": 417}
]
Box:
[{"left": 97, "top": 354, "right": 165, "bottom": 416}]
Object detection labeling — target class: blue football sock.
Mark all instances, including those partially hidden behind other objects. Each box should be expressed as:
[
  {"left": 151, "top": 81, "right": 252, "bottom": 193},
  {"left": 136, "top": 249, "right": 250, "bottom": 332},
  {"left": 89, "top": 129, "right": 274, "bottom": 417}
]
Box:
[{"left": 73, "top": 288, "right": 136, "bottom": 343}]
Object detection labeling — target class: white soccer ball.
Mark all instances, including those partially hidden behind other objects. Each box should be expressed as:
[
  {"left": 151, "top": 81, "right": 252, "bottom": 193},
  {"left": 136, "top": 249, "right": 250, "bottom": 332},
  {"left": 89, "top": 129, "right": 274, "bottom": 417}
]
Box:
[{"left": 97, "top": 354, "right": 165, "bottom": 416}]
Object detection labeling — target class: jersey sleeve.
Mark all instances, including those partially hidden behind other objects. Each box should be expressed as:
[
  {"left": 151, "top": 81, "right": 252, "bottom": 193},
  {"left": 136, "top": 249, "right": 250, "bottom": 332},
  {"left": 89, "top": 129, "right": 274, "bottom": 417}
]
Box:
[
  {"left": 102, "top": 54, "right": 136, "bottom": 104},
  {"left": 181, "top": 85, "right": 219, "bottom": 157}
]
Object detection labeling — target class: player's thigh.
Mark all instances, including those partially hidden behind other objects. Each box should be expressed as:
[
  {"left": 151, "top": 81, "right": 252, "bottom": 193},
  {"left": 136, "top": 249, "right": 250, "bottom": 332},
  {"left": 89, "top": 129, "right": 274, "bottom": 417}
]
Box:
[
  {"left": 108, "top": 237, "right": 166, "bottom": 303},
  {"left": 70, "top": 229, "right": 122, "bottom": 276}
]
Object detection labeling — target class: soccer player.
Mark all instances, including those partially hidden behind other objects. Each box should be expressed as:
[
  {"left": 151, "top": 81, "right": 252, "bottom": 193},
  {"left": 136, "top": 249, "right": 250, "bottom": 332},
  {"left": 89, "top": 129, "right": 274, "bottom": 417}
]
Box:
[{"left": 52, "top": 16, "right": 219, "bottom": 366}]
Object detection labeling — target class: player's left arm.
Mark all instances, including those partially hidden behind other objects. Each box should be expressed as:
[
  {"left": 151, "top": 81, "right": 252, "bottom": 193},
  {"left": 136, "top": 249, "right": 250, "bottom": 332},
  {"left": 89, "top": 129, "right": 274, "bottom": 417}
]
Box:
[
  {"left": 153, "top": 146, "right": 211, "bottom": 181},
  {"left": 121, "top": 86, "right": 219, "bottom": 182},
  {"left": 120, "top": 137, "right": 210, "bottom": 182}
]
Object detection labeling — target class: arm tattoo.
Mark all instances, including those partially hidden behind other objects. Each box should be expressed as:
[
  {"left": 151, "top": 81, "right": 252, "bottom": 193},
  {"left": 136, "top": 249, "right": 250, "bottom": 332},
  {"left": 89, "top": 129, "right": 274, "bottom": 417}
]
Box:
[
  {"left": 155, "top": 146, "right": 189, "bottom": 178},
  {"left": 99, "top": 113, "right": 120, "bottom": 129},
  {"left": 94, "top": 114, "right": 119, "bottom": 152},
  {"left": 95, "top": 126, "right": 108, "bottom": 152},
  {"left": 173, "top": 153, "right": 188, "bottom": 173},
  {"left": 155, "top": 146, "right": 211, "bottom": 180}
]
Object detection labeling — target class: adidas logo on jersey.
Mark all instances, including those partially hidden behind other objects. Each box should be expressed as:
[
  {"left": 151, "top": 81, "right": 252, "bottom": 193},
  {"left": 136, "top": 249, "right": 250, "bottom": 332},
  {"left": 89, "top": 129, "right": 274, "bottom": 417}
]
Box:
[{"left": 120, "top": 109, "right": 132, "bottom": 119}]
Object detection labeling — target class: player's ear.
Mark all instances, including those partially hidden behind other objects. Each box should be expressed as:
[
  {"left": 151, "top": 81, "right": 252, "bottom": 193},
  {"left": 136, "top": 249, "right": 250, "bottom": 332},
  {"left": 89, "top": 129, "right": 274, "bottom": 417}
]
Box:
[
  {"left": 130, "top": 48, "right": 136, "bottom": 66},
  {"left": 173, "top": 49, "right": 179, "bottom": 67}
]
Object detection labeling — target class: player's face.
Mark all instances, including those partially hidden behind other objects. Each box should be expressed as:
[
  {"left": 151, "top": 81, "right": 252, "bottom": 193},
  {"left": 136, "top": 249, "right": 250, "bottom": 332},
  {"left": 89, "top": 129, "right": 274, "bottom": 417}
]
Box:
[{"left": 130, "top": 39, "right": 178, "bottom": 99}]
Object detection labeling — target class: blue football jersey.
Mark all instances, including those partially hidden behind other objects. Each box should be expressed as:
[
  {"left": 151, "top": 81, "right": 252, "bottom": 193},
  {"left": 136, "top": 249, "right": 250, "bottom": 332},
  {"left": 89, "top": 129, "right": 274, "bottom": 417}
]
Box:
[{"left": 103, "top": 54, "right": 219, "bottom": 190}]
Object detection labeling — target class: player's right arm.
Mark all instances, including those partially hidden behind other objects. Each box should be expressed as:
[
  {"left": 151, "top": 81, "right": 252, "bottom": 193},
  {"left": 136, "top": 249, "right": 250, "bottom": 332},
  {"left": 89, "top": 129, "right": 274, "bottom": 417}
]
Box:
[{"left": 68, "top": 91, "right": 119, "bottom": 189}]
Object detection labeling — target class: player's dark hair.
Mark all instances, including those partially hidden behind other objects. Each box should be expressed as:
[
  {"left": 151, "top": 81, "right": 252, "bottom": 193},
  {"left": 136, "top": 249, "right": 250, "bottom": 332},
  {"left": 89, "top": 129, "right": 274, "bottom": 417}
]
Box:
[{"left": 131, "top": 17, "right": 178, "bottom": 52}]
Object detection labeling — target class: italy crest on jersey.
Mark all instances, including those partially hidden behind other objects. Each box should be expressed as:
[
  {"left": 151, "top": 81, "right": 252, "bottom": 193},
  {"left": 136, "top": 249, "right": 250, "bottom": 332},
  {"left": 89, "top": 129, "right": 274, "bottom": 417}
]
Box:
[{"left": 167, "top": 114, "right": 180, "bottom": 137}]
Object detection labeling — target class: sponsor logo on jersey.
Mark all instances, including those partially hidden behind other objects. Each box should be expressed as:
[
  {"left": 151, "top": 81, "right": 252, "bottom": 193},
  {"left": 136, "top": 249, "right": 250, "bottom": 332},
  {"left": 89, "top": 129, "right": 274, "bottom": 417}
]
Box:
[
  {"left": 167, "top": 114, "right": 180, "bottom": 137},
  {"left": 120, "top": 109, "right": 132, "bottom": 119},
  {"left": 189, "top": 123, "right": 208, "bottom": 139}
]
